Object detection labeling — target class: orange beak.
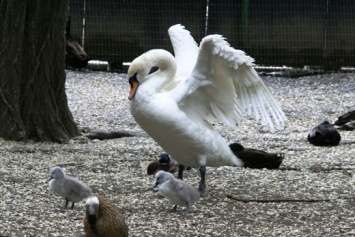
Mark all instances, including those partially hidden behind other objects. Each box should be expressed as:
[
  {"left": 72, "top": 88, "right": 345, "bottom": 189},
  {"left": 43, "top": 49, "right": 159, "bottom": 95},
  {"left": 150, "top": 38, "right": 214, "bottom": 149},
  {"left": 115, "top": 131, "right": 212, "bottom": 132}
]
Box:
[{"left": 128, "top": 74, "right": 139, "bottom": 100}]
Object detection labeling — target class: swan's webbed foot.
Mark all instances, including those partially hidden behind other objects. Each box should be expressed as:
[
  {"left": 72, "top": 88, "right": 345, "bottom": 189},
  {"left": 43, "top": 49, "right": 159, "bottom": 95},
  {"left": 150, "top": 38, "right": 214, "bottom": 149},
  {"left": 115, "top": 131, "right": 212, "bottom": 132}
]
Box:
[{"left": 167, "top": 205, "right": 178, "bottom": 213}]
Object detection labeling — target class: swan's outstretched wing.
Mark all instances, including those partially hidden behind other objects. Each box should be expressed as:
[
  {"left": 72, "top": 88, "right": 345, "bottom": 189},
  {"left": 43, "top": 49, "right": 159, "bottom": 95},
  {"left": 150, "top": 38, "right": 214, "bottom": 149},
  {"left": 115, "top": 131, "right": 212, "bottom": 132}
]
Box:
[
  {"left": 168, "top": 24, "right": 199, "bottom": 78},
  {"left": 175, "top": 35, "right": 286, "bottom": 132}
]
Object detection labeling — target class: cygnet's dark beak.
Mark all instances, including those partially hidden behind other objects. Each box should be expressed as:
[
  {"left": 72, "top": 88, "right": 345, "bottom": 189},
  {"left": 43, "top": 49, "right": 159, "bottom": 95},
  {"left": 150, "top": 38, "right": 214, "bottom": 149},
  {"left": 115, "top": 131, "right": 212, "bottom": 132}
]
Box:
[
  {"left": 47, "top": 176, "right": 53, "bottom": 182},
  {"left": 152, "top": 182, "right": 160, "bottom": 192}
]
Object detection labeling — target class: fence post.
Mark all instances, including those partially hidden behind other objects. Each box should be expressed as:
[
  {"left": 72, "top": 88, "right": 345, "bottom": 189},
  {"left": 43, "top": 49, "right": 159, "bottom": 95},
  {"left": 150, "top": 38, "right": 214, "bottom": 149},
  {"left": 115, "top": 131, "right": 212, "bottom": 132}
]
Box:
[{"left": 241, "top": 0, "right": 249, "bottom": 47}]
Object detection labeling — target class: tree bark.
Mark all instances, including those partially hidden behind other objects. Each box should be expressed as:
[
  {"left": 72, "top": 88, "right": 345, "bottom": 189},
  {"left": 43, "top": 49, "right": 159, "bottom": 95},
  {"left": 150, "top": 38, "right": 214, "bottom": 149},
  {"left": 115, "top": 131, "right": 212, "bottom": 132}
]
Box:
[{"left": 0, "top": 0, "right": 79, "bottom": 142}]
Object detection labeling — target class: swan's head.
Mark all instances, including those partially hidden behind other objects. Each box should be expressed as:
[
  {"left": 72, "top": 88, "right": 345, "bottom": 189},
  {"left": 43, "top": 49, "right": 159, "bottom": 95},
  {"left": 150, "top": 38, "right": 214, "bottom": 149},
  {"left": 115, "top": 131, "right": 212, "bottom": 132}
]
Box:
[
  {"left": 127, "top": 53, "right": 151, "bottom": 100},
  {"left": 48, "top": 166, "right": 65, "bottom": 182},
  {"left": 127, "top": 49, "right": 176, "bottom": 100},
  {"left": 154, "top": 170, "right": 174, "bottom": 187}
]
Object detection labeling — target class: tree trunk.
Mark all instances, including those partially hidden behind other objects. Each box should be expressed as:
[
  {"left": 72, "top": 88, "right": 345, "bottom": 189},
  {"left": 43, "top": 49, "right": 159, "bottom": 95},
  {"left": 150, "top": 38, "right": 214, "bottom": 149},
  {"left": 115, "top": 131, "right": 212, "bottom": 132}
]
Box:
[{"left": 0, "top": 0, "right": 79, "bottom": 142}]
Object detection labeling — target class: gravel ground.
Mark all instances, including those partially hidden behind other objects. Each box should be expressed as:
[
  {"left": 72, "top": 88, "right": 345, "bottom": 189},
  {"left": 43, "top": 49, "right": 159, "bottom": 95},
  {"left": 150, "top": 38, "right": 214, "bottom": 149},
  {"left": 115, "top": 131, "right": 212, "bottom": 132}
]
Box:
[{"left": 0, "top": 70, "right": 354, "bottom": 237}]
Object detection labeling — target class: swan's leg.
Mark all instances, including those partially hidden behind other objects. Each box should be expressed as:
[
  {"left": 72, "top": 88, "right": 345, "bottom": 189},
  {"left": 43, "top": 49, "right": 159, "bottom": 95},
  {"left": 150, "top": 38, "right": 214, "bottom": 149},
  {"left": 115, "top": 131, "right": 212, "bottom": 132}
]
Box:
[
  {"left": 64, "top": 198, "right": 70, "bottom": 209},
  {"left": 184, "top": 202, "right": 190, "bottom": 214},
  {"left": 178, "top": 164, "right": 184, "bottom": 180},
  {"left": 198, "top": 165, "right": 206, "bottom": 194}
]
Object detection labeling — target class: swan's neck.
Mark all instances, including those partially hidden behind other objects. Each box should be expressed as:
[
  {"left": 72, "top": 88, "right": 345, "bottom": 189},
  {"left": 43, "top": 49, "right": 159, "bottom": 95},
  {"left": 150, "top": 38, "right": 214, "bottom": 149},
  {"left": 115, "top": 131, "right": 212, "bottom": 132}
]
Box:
[{"left": 143, "top": 50, "right": 177, "bottom": 92}]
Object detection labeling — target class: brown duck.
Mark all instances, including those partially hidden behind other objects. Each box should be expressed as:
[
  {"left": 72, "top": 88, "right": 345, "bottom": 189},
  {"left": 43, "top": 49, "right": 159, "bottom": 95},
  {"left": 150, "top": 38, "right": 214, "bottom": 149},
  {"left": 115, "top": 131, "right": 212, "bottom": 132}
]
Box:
[
  {"left": 84, "top": 196, "right": 128, "bottom": 237},
  {"left": 147, "top": 153, "right": 178, "bottom": 175}
]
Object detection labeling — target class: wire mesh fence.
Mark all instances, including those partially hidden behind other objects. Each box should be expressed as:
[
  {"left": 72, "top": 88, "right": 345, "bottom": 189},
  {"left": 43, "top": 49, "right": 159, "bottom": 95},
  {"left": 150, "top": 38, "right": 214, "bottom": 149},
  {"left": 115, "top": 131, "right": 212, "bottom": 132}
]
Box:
[{"left": 69, "top": 0, "right": 355, "bottom": 70}]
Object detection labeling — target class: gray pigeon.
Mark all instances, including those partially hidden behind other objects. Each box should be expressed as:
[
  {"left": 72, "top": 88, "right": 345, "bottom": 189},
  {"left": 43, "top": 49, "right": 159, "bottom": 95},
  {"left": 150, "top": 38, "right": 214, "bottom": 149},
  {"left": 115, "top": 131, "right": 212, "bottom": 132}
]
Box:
[
  {"left": 48, "top": 166, "right": 92, "bottom": 209},
  {"left": 153, "top": 170, "right": 200, "bottom": 212}
]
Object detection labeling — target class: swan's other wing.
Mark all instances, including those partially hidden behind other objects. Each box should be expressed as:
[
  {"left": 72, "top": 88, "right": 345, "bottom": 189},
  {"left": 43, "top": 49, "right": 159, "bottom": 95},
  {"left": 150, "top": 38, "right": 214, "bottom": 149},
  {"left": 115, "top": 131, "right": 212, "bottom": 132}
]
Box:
[
  {"left": 176, "top": 35, "right": 287, "bottom": 132},
  {"left": 168, "top": 24, "right": 199, "bottom": 78}
]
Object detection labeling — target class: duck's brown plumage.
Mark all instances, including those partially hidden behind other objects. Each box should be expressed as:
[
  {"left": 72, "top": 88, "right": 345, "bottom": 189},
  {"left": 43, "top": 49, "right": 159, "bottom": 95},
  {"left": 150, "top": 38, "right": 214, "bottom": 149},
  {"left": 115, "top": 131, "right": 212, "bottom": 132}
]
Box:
[
  {"left": 229, "top": 143, "right": 284, "bottom": 169},
  {"left": 147, "top": 153, "right": 178, "bottom": 175},
  {"left": 84, "top": 196, "right": 128, "bottom": 237},
  {"left": 147, "top": 160, "right": 177, "bottom": 175}
]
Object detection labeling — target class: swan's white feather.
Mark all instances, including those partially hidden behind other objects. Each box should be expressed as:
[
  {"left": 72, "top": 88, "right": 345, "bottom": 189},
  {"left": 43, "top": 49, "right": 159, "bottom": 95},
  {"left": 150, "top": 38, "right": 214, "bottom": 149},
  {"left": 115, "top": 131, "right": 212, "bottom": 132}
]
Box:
[
  {"left": 168, "top": 24, "right": 199, "bottom": 78},
  {"left": 128, "top": 25, "right": 287, "bottom": 168},
  {"left": 177, "top": 34, "right": 286, "bottom": 131}
]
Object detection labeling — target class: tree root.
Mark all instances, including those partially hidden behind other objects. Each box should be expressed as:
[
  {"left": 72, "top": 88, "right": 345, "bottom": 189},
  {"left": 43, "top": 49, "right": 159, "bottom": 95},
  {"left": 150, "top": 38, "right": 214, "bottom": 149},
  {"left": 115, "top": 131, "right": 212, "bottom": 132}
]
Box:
[
  {"left": 226, "top": 194, "right": 331, "bottom": 203},
  {"left": 81, "top": 127, "right": 140, "bottom": 140},
  {"left": 278, "top": 167, "right": 354, "bottom": 172}
]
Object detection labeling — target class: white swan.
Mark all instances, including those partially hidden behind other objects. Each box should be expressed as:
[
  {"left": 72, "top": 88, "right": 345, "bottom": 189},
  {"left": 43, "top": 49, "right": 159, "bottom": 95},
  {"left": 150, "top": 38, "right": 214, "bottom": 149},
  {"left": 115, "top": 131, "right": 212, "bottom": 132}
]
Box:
[{"left": 128, "top": 24, "right": 287, "bottom": 193}]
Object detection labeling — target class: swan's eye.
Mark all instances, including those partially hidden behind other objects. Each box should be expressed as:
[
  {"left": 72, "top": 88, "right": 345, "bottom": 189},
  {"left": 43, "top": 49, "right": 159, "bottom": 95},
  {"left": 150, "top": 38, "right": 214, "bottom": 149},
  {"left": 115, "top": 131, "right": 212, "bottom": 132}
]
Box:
[
  {"left": 148, "top": 67, "right": 159, "bottom": 75},
  {"left": 129, "top": 73, "right": 138, "bottom": 87}
]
